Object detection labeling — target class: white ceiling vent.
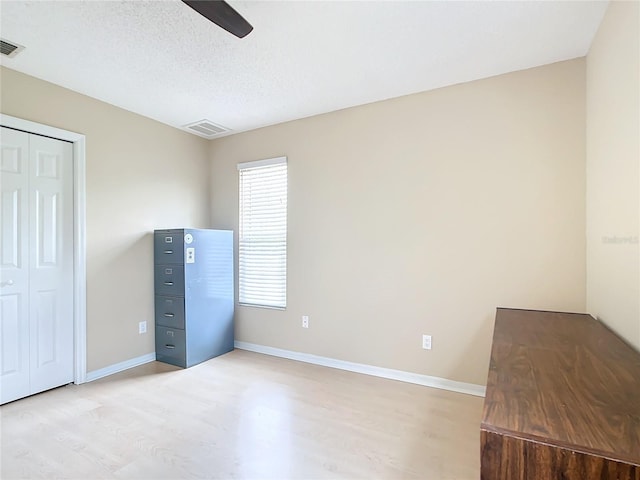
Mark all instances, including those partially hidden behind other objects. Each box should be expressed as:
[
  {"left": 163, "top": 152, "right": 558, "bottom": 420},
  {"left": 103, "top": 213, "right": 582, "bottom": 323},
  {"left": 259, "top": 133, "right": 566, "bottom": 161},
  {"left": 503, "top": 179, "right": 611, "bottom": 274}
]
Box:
[
  {"left": 1, "top": 39, "right": 25, "bottom": 58},
  {"left": 182, "top": 120, "right": 230, "bottom": 139}
]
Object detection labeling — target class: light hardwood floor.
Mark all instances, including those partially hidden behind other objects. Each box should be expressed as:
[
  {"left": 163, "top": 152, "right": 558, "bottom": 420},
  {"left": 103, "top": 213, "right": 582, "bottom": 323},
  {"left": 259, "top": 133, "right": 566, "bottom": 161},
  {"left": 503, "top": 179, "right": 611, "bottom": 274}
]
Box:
[{"left": 1, "top": 350, "right": 483, "bottom": 479}]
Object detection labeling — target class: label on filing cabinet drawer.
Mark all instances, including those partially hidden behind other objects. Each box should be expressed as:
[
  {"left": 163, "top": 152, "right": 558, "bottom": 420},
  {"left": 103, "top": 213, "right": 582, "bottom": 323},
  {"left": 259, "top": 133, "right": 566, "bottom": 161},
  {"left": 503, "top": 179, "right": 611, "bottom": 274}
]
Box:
[{"left": 186, "top": 247, "right": 195, "bottom": 263}]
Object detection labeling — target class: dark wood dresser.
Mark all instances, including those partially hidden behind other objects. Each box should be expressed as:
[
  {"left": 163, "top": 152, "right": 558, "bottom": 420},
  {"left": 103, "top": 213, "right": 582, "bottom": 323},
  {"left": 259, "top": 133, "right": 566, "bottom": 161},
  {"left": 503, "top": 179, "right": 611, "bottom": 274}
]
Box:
[{"left": 481, "top": 308, "right": 640, "bottom": 480}]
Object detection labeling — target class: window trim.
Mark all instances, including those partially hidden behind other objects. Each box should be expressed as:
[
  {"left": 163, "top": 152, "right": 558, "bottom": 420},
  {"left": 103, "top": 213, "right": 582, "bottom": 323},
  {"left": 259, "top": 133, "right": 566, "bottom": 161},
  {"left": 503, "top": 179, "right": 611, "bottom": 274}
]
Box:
[{"left": 237, "top": 156, "right": 286, "bottom": 171}]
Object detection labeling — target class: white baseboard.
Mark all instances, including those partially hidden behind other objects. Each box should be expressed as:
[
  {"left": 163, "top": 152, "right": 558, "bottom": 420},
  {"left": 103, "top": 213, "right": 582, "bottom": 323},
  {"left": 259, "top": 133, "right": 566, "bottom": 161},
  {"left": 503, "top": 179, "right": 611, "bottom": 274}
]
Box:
[
  {"left": 85, "top": 353, "right": 157, "bottom": 383},
  {"left": 234, "top": 341, "right": 486, "bottom": 397},
  {"left": 82, "top": 346, "right": 486, "bottom": 397}
]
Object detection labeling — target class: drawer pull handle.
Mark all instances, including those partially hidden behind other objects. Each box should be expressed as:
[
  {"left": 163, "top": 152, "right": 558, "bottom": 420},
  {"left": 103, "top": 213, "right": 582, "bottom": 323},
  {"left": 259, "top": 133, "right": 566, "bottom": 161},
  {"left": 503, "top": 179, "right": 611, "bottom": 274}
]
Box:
[
  {"left": 164, "top": 281, "right": 174, "bottom": 286},
  {"left": 164, "top": 250, "right": 173, "bottom": 254},
  {"left": 165, "top": 344, "right": 175, "bottom": 349},
  {"left": 164, "top": 313, "right": 175, "bottom": 317}
]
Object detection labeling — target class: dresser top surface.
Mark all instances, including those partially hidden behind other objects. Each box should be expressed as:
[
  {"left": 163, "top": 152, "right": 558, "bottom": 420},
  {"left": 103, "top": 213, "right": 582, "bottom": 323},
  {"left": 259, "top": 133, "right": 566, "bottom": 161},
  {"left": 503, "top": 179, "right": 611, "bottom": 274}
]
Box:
[{"left": 481, "top": 308, "right": 640, "bottom": 465}]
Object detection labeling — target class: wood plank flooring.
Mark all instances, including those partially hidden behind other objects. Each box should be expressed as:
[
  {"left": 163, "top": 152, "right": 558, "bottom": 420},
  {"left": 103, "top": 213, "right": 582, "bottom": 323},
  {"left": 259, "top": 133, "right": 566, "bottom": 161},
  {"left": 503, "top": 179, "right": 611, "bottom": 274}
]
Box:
[{"left": 1, "top": 350, "right": 483, "bottom": 479}]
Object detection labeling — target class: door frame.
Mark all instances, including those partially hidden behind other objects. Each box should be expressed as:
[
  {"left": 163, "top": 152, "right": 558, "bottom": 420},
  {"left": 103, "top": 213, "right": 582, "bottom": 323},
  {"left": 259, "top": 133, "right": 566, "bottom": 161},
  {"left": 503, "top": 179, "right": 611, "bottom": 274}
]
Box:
[{"left": 1, "top": 114, "right": 87, "bottom": 384}]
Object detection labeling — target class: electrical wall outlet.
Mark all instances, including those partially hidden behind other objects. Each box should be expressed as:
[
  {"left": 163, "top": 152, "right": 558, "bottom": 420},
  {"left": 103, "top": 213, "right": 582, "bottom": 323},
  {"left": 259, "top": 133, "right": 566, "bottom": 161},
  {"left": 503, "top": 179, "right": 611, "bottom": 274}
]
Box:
[
  {"left": 139, "top": 321, "right": 147, "bottom": 334},
  {"left": 302, "top": 315, "right": 309, "bottom": 328},
  {"left": 422, "top": 334, "right": 432, "bottom": 350}
]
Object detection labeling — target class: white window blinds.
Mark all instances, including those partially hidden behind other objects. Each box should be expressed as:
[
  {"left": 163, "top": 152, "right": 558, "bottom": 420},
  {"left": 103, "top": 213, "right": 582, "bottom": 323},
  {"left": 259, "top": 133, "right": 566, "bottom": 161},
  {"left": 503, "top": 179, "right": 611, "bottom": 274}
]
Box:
[{"left": 237, "top": 157, "right": 287, "bottom": 309}]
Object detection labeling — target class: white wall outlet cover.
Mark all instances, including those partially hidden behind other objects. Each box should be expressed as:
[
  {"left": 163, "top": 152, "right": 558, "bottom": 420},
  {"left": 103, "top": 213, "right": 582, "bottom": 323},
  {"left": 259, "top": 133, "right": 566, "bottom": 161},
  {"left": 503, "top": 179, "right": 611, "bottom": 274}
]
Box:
[{"left": 422, "top": 335, "right": 432, "bottom": 350}]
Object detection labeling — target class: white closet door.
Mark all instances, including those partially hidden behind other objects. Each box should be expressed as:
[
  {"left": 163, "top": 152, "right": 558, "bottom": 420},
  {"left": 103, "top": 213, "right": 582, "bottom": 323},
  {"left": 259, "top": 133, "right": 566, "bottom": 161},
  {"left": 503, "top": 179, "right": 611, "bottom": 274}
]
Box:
[
  {"left": 0, "top": 127, "right": 74, "bottom": 404},
  {"left": 28, "top": 133, "right": 74, "bottom": 394},
  {"left": 0, "top": 128, "right": 31, "bottom": 403}
]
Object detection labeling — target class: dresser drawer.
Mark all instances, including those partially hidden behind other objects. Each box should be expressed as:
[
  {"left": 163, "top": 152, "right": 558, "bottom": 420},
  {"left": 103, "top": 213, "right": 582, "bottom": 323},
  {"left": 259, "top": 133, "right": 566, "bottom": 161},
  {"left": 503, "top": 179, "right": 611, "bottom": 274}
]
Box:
[
  {"left": 154, "top": 232, "right": 183, "bottom": 265},
  {"left": 155, "top": 326, "right": 186, "bottom": 368},
  {"left": 154, "top": 295, "right": 185, "bottom": 329},
  {"left": 154, "top": 265, "right": 184, "bottom": 296}
]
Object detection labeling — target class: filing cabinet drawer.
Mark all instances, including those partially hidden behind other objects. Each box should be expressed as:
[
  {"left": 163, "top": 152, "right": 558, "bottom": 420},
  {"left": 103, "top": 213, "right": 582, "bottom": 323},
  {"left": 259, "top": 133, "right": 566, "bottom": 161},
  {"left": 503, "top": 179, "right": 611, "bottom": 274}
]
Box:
[
  {"left": 155, "top": 326, "right": 186, "bottom": 367},
  {"left": 154, "top": 265, "right": 184, "bottom": 296},
  {"left": 154, "top": 295, "right": 185, "bottom": 329},
  {"left": 154, "top": 232, "right": 183, "bottom": 265}
]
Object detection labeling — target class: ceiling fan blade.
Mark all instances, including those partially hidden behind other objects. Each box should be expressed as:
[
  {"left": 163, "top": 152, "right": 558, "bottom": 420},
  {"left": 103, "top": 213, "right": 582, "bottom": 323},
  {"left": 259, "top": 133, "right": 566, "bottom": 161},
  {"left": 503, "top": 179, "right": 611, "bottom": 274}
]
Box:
[{"left": 182, "top": 0, "right": 253, "bottom": 39}]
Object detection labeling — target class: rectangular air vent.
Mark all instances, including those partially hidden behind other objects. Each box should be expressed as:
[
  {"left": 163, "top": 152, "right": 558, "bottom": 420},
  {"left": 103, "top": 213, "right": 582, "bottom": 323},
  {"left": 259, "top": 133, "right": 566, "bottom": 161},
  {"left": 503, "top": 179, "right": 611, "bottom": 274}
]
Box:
[
  {"left": 1, "top": 39, "right": 25, "bottom": 58},
  {"left": 182, "top": 120, "right": 230, "bottom": 139}
]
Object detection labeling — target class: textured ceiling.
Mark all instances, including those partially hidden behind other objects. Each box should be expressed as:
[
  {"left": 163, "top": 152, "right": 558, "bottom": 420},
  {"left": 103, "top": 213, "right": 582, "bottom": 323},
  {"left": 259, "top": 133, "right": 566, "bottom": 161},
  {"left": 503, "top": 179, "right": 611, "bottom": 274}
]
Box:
[{"left": 1, "top": 0, "right": 608, "bottom": 138}]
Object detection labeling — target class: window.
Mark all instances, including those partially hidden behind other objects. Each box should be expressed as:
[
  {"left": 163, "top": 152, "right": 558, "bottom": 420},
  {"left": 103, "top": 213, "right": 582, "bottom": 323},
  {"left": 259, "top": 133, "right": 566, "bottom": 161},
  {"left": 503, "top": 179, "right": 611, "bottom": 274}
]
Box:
[{"left": 237, "top": 157, "right": 287, "bottom": 309}]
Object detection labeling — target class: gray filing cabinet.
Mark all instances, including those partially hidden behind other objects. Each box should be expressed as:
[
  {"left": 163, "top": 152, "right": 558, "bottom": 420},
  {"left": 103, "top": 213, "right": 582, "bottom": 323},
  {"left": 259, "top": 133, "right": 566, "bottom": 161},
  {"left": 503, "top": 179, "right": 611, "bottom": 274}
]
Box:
[{"left": 154, "top": 228, "right": 234, "bottom": 368}]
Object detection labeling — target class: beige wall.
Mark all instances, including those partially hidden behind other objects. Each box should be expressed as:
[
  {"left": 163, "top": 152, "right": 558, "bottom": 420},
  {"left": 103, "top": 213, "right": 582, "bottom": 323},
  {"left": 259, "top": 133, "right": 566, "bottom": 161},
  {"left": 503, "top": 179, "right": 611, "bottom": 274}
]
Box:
[
  {"left": 0, "top": 66, "right": 211, "bottom": 371},
  {"left": 586, "top": 1, "right": 640, "bottom": 351},
  {"left": 5, "top": 33, "right": 617, "bottom": 385},
  {"left": 210, "top": 59, "right": 587, "bottom": 386}
]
